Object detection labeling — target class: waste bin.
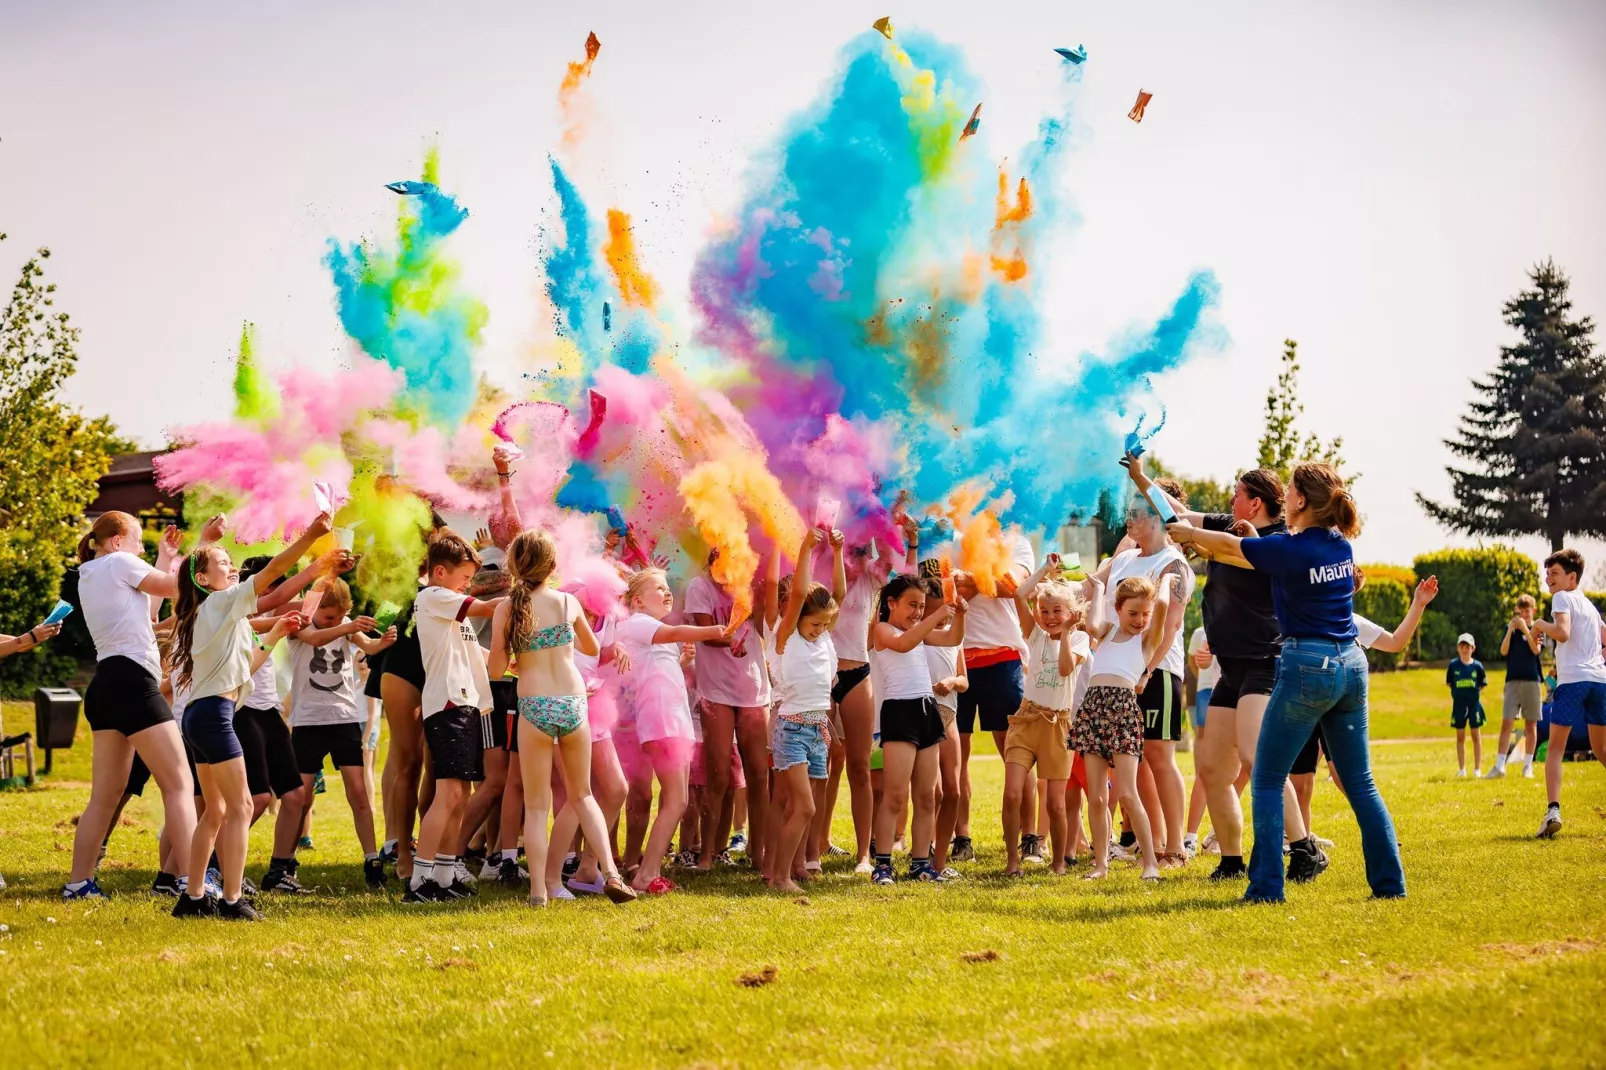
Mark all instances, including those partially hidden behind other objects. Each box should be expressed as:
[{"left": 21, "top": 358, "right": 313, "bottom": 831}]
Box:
[{"left": 34, "top": 687, "right": 81, "bottom": 773}]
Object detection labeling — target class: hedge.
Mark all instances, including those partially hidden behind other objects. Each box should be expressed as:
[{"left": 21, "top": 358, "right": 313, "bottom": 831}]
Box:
[{"left": 1412, "top": 546, "right": 1540, "bottom": 662}]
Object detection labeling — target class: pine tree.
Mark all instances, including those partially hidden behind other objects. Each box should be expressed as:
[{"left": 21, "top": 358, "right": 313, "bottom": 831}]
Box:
[
  {"left": 1417, "top": 260, "right": 1606, "bottom": 551},
  {"left": 1256, "top": 339, "right": 1347, "bottom": 482}
]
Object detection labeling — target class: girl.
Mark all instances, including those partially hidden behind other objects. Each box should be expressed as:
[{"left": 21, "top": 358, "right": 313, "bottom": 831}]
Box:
[
  {"left": 1072, "top": 574, "right": 1169, "bottom": 881},
  {"left": 280, "top": 578, "right": 396, "bottom": 890},
  {"left": 768, "top": 527, "right": 842, "bottom": 892},
  {"left": 615, "top": 569, "right": 729, "bottom": 894},
  {"left": 1002, "top": 556, "right": 1090, "bottom": 876},
  {"left": 868, "top": 574, "right": 965, "bottom": 885},
  {"left": 171, "top": 512, "right": 329, "bottom": 918},
  {"left": 488, "top": 530, "right": 637, "bottom": 906},
  {"left": 920, "top": 576, "right": 968, "bottom": 880},
  {"left": 65, "top": 511, "right": 204, "bottom": 901}
]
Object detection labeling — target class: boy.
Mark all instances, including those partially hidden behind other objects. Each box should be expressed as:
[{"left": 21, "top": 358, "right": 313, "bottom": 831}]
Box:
[
  {"left": 405, "top": 533, "right": 503, "bottom": 902},
  {"left": 1488, "top": 594, "right": 1544, "bottom": 779},
  {"left": 1531, "top": 549, "right": 1606, "bottom": 838},
  {"left": 1447, "top": 633, "right": 1487, "bottom": 777}
]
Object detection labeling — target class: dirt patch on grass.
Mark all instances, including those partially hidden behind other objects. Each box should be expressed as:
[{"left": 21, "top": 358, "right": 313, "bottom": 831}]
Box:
[{"left": 1482, "top": 938, "right": 1598, "bottom": 960}]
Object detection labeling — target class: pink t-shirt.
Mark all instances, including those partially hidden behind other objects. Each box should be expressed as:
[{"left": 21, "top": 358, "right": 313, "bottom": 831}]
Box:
[{"left": 683, "top": 575, "right": 770, "bottom": 708}]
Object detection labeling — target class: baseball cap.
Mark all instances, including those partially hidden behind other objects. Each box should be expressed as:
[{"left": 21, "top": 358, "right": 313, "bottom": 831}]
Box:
[{"left": 1457, "top": 633, "right": 1475, "bottom": 648}]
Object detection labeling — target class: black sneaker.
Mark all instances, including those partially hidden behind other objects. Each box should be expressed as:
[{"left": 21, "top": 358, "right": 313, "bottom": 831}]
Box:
[
  {"left": 402, "top": 880, "right": 447, "bottom": 904},
  {"left": 172, "top": 893, "right": 218, "bottom": 919},
  {"left": 151, "top": 872, "right": 182, "bottom": 898},
  {"left": 442, "top": 879, "right": 476, "bottom": 900},
  {"left": 1209, "top": 858, "right": 1247, "bottom": 881},
  {"left": 218, "top": 897, "right": 264, "bottom": 921},
  {"left": 498, "top": 858, "right": 525, "bottom": 888},
  {"left": 1286, "top": 840, "right": 1330, "bottom": 884},
  {"left": 908, "top": 859, "right": 939, "bottom": 882},
  {"left": 379, "top": 842, "right": 399, "bottom": 867},
  {"left": 561, "top": 854, "right": 580, "bottom": 879},
  {"left": 260, "top": 868, "right": 312, "bottom": 895},
  {"left": 364, "top": 859, "right": 387, "bottom": 889},
  {"left": 239, "top": 875, "right": 260, "bottom": 898},
  {"left": 950, "top": 836, "right": 976, "bottom": 863}
]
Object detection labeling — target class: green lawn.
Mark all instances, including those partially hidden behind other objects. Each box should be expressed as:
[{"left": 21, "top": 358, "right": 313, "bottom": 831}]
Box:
[
  {"left": 3, "top": 681, "right": 1605, "bottom": 1068},
  {"left": 1368, "top": 664, "right": 1513, "bottom": 740}
]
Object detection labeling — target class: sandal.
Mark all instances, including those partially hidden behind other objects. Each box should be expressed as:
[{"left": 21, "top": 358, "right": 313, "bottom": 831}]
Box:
[
  {"left": 639, "top": 876, "right": 674, "bottom": 895},
  {"left": 603, "top": 876, "right": 638, "bottom": 904},
  {"left": 527, "top": 895, "right": 549, "bottom": 908}
]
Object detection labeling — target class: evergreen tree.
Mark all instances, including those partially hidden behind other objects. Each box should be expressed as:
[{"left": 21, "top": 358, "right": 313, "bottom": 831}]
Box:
[
  {"left": 1417, "top": 260, "right": 1606, "bottom": 551},
  {"left": 1257, "top": 338, "right": 1347, "bottom": 481}
]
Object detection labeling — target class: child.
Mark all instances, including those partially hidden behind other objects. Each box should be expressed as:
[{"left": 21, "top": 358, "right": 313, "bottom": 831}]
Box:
[
  {"left": 275, "top": 578, "right": 396, "bottom": 890},
  {"left": 768, "top": 527, "right": 842, "bottom": 892},
  {"left": 1531, "top": 549, "right": 1606, "bottom": 838},
  {"left": 1490, "top": 593, "right": 1543, "bottom": 779},
  {"left": 1071, "top": 575, "right": 1170, "bottom": 881},
  {"left": 487, "top": 529, "right": 637, "bottom": 906},
  {"left": 615, "top": 569, "right": 729, "bottom": 894},
  {"left": 1447, "top": 633, "right": 1487, "bottom": 777},
  {"left": 405, "top": 532, "right": 503, "bottom": 903},
  {"left": 868, "top": 573, "right": 966, "bottom": 885},
  {"left": 1003, "top": 555, "right": 1090, "bottom": 876},
  {"left": 170, "top": 513, "right": 329, "bottom": 919},
  {"left": 921, "top": 576, "right": 968, "bottom": 880}
]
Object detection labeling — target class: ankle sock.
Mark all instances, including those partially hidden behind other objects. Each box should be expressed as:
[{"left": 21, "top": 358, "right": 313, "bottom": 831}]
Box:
[
  {"left": 382, "top": 839, "right": 397, "bottom": 853},
  {"left": 502, "top": 849, "right": 519, "bottom": 863},
  {"left": 411, "top": 861, "right": 434, "bottom": 890},
  {"left": 364, "top": 852, "right": 380, "bottom": 863},
  {"left": 65, "top": 879, "right": 90, "bottom": 893},
  {"left": 874, "top": 853, "right": 891, "bottom": 867},
  {"left": 435, "top": 854, "right": 456, "bottom": 877}
]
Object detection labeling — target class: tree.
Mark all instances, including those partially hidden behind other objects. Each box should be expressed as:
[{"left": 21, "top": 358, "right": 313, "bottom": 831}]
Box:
[
  {"left": 1257, "top": 338, "right": 1347, "bottom": 482},
  {"left": 1145, "top": 455, "right": 1233, "bottom": 514},
  {"left": 1417, "top": 261, "right": 1606, "bottom": 551},
  {"left": 0, "top": 235, "right": 130, "bottom": 693}
]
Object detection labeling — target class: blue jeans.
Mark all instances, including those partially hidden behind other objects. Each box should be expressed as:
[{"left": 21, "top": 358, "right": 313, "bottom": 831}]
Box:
[{"left": 1247, "top": 639, "right": 1405, "bottom": 902}]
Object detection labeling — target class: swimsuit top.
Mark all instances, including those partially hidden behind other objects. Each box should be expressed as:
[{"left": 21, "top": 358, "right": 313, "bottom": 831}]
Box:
[{"left": 524, "top": 594, "right": 577, "bottom": 652}]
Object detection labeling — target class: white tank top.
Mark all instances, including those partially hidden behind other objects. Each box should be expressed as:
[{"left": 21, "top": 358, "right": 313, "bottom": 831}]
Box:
[
  {"left": 1105, "top": 545, "right": 1194, "bottom": 678},
  {"left": 830, "top": 574, "right": 878, "bottom": 663},
  {"left": 1090, "top": 630, "right": 1147, "bottom": 686},
  {"left": 871, "top": 628, "right": 934, "bottom": 700},
  {"left": 778, "top": 631, "right": 836, "bottom": 715}
]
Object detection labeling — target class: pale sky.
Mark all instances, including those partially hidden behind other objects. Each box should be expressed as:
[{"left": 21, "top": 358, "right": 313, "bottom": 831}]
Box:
[{"left": 4, "top": 0, "right": 1605, "bottom": 573}]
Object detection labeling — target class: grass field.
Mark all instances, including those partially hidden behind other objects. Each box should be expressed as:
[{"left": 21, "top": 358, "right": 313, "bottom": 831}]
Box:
[{"left": 3, "top": 671, "right": 1606, "bottom": 1068}]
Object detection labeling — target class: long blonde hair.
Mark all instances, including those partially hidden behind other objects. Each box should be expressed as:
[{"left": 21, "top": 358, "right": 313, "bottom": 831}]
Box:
[{"left": 503, "top": 529, "right": 558, "bottom": 660}]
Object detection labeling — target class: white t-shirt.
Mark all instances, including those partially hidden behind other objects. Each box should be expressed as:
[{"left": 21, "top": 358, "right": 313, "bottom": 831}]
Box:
[
  {"left": 830, "top": 574, "right": 879, "bottom": 663},
  {"left": 415, "top": 586, "right": 492, "bottom": 717},
  {"left": 1105, "top": 545, "right": 1194, "bottom": 679},
  {"left": 1187, "top": 626, "right": 1219, "bottom": 691},
  {"left": 925, "top": 644, "right": 961, "bottom": 712},
  {"left": 778, "top": 631, "right": 836, "bottom": 716},
  {"left": 955, "top": 532, "right": 1035, "bottom": 656},
  {"left": 288, "top": 628, "right": 362, "bottom": 726},
  {"left": 188, "top": 581, "right": 261, "bottom": 703},
  {"left": 245, "top": 645, "right": 281, "bottom": 710},
  {"left": 615, "top": 612, "right": 695, "bottom": 742},
  {"left": 1023, "top": 627, "right": 1090, "bottom": 711},
  {"left": 1352, "top": 613, "right": 1385, "bottom": 651},
  {"left": 79, "top": 551, "right": 162, "bottom": 680},
  {"left": 1552, "top": 590, "right": 1606, "bottom": 685}
]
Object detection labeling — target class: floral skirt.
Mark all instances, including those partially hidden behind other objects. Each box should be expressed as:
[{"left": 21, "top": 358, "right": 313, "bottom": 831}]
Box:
[{"left": 1069, "top": 685, "right": 1144, "bottom": 761}]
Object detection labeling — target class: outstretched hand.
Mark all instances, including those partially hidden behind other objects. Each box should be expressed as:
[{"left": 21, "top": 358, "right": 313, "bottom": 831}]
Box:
[
  {"left": 200, "top": 514, "right": 228, "bottom": 545},
  {"left": 1413, "top": 575, "right": 1440, "bottom": 607}
]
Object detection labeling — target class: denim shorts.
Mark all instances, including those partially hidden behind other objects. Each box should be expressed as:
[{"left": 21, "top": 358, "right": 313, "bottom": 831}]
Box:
[
  {"left": 1551, "top": 681, "right": 1606, "bottom": 728},
  {"left": 182, "top": 695, "right": 243, "bottom": 764},
  {"left": 772, "top": 717, "right": 829, "bottom": 779}
]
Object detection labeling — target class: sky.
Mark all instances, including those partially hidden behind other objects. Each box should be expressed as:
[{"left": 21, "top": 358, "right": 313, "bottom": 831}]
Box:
[{"left": 3, "top": 0, "right": 1605, "bottom": 572}]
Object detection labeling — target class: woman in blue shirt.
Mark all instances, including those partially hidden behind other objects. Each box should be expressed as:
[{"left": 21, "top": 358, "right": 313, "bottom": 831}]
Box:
[{"left": 1169, "top": 463, "right": 1404, "bottom": 903}]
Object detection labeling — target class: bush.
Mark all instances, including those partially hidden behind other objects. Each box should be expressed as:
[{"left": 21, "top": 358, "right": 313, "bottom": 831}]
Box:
[
  {"left": 1412, "top": 546, "right": 1539, "bottom": 661},
  {"left": 0, "top": 552, "right": 79, "bottom": 695},
  {"left": 1353, "top": 577, "right": 1410, "bottom": 670},
  {"left": 1359, "top": 563, "right": 1417, "bottom": 593},
  {"left": 1416, "top": 609, "right": 1460, "bottom": 662}
]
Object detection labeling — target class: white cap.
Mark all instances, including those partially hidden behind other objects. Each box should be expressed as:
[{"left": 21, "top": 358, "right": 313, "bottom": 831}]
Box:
[{"left": 1457, "top": 633, "right": 1475, "bottom": 648}]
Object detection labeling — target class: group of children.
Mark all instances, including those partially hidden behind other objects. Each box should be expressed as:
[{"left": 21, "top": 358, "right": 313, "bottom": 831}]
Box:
[{"left": 41, "top": 446, "right": 1606, "bottom": 918}]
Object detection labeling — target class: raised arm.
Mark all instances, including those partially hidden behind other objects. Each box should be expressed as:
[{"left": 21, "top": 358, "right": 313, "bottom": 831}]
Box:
[
  {"left": 258, "top": 550, "right": 355, "bottom": 612},
  {"left": 1370, "top": 577, "right": 1438, "bottom": 654},
  {"left": 925, "top": 600, "right": 968, "bottom": 648},
  {"left": 1123, "top": 454, "right": 1205, "bottom": 526},
  {"left": 898, "top": 512, "right": 920, "bottom": 574},
  {"left": 252, "top": 513, "right": 333, "bottom": 595},
  {"left": 248, "top": 613, "right": 303, "bottom": 674},
  {"left": 0, "top": 622, "right": 62, "bottom": 660},
  {"left": 490, "top": 445, "right": 525, "bottom": 547},
  {"left": 830, "top": 529, "right": 848, "bottom": 604},
  {"left": 297, "top": 615, "right": 378, "bottom": 649},
  {"left": 873, "top": 602, "right": 954, "bottom": 653},
  {"left": 778, "top": 528, "right": 821, "bottom": 653}
]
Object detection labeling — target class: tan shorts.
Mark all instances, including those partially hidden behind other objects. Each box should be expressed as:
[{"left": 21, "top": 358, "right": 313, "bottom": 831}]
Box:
[{"left": 1003, "top": 700, "right": 1073, "bottom": 781}]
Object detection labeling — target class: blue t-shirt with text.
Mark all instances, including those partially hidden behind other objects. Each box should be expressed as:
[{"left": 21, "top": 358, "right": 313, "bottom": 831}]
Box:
[{"left": 1238, "top": 528, "right": 1359, "bottom": 643}]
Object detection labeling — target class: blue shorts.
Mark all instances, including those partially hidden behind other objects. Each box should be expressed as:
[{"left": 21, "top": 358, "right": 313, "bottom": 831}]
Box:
[
  {"left": 957, "top": 659, "right": 1024, "bottom": 735},
  {"left": 772, "top": 718, "right": 829, "bottom": 779},
  {"left": 182, "top": 695, "right": 243, "bottom": 764},
  {"left": 1193, "top": 687, "right": 1212, "bottom": 731},
  {"left": 1551, "top": 681, "right": 1606, "bottom": 728}
]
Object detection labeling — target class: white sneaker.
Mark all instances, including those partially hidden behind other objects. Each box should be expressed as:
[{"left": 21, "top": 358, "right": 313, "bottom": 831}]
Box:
[
  {"left": 1537, "top": 807, "right": 1562, "bottom": 839},
  {"left": 1523, "top": 765, "right": 1535, "bottom": 779},
  {"left": 478, "top": 860, "right": 502, "bottom": 881},
  {"left": 854, "top": 859, "right": 874, "bottom": 875},
  {"left": 454, "top": 860, "right": 478, "bottom": 886},
  {"left": 1456, "top": 768, "right": 1467, "bottom": 778},
  {"left": 1109, "top": 841, "right": 1137, "bottom": 863},
  {"left": 1483, "top": 766, "right": 1505, "bottom": 779},
  {"left": 1182, "top": 834, "right": 1200, "bottom": 860}
]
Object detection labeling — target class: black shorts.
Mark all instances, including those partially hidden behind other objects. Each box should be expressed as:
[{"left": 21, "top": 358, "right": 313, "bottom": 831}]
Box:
[
  {"left": 879, "top": 696, "right": 946, "bottom": 750},
  {"left": 1210, "top": 655, "right": 1278, "bottom": 710},
  {"left": 125, "top": 749, "right": 202, "bottom": 798},
  {"left": 363, "top": 649, "right": 386, "bottom": 699},
  {"left": 423, "top": 706, "right": 485, "bottom": 782},
  {"left": 85, "top": 656, "right": 173, "bottom": 736},
  {"left": 1139, "top": 671, "right": 1185, "bottom": 742},
  {"left": 831, "top": 663, "right": 871, "bottom": 705},
  {"left": 489, "top": 681, "right": 519, "bottom": 752},
  {"left": 182, "top": 696, "right": 242, "bottom": 764},
  {"left": 292, "top": 722, "right": 365, "bottom": 774},
  {"left": 957, "top": 659, "right": 1024, "bottom": 735},
  {"left": 381, "top": 631, "right": 426, "bottom": 691},
  {"left": 1291, "top": 725, "right": 1329, "bottom": 776},
  {"left": 235, "top": 705, "right": 303, "bottom": 798}
]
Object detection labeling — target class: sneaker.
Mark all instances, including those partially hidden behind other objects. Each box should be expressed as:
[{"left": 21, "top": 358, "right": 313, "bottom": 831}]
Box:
[
  {"left": 1456, "top": 768, "right": 1467, "bottom": 778},
  {"left": 0, "top": 873, "right": 5, "bottom": 891},
  {"left": 1537, "top": 806, "right": 1562, "bottom": 839},
  {"left": 299, "top": 835, "right": 315, "bottom": 850},
  {"left": 364, "top": 859, "right": 387, "bottom": 889},
  {"left": 1483, "top": 765, "right": 1505, "bottom": 779},
  {"left": 478, "top": 859, "right": 502, "bottom": 882},
  {"left": 1182, "top": 834, "right": 1200, "bottom": 860},
  {"left": 1109, "top": 841, "right": 1138, "bottom": 863},
  {"left": 464, "top": 847, "right": 488, "bottom": 871},
  {"left": 1286, "top": 840, "right": 1330, "bottom": 884},
  {"left": 171, "top": 893, "right": 218, "bottom": 919},
  {"left": 909, "top": 860, "right": 939, "bottom": 882},
  {"left": 871, "top": 862, "right": 896, "bottom": 886},
  {"left": 62, "top": 878, "right": 110, "bottom": 901},
  {"left": 1022, "top": 835, "right": 1046, "bottom": 864},
  {"left": 151, "top": 872, "right": 182, "bottom": 898},
  {"left": 671, "top": 850, "right": 699, "bottom": 869},
  {"left": 240, "top": 875, "right": 260, "bottom": 897},
  {"left": 854, "top": 859, "right": 875, "bottom": 875},
  {"left": 499, "top": 858, "right": 529, "bottom": 887},
  {"left": 561, "top": 853, "right": 580, "bottom": 879},
  {"left": 453, "top": 860, "right": 478, "bottom": 887},
  {"left": 402, "top": 881, "right": 449, "bottom": 904},
  {"left": 378, "top": 842, "right": 399, "bottom": 867},
  {"left": 727, "top": 832, "right": 748, "bottom": 854},
  {"left": 935, "top": 866, "right": 964, "bottom": 882},
  {"left": 826, "top": 843, "right": 851, "bottom": 857},
  {"left": 443, "top": 878, "right": 477, "bottom": 899},
  {"left": 1209, "top": 858, "right": 1247, "bottom": 881},
  {"left": 714, "top": 851, "right": 738, "bottom": 867},
  {"left": 1523, "top": 765, "right": 1536, "bottom": 779},
  {"left": 260, "top": 868, "right": 310, "bottom": 895},
  {"left": 218, "top": 897, "right": 264, "bottom": 921},
  {"left": 1201, "top": 832, "right": 1220, "bottom": 855},
  {"left": 204, "top": 868, "right": 225, "bottom": 898},
  {"left": 950, "top": 836, "right": 976, "bottom": 863}
]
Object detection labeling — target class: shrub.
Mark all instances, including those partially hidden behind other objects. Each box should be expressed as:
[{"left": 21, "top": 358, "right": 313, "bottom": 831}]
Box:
[
  {"left": 1416, "top": 609, "right": 1460, "bottom": 662},
  {"left": 1358, "top": 563, "right": 1417, "bottom": 593},
  {"left": 1412, "top": 546, "right": 1539, "bottom": 661},
  {"left": 1353, "top": 577, "right": 1410, "bottom": 670}
]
